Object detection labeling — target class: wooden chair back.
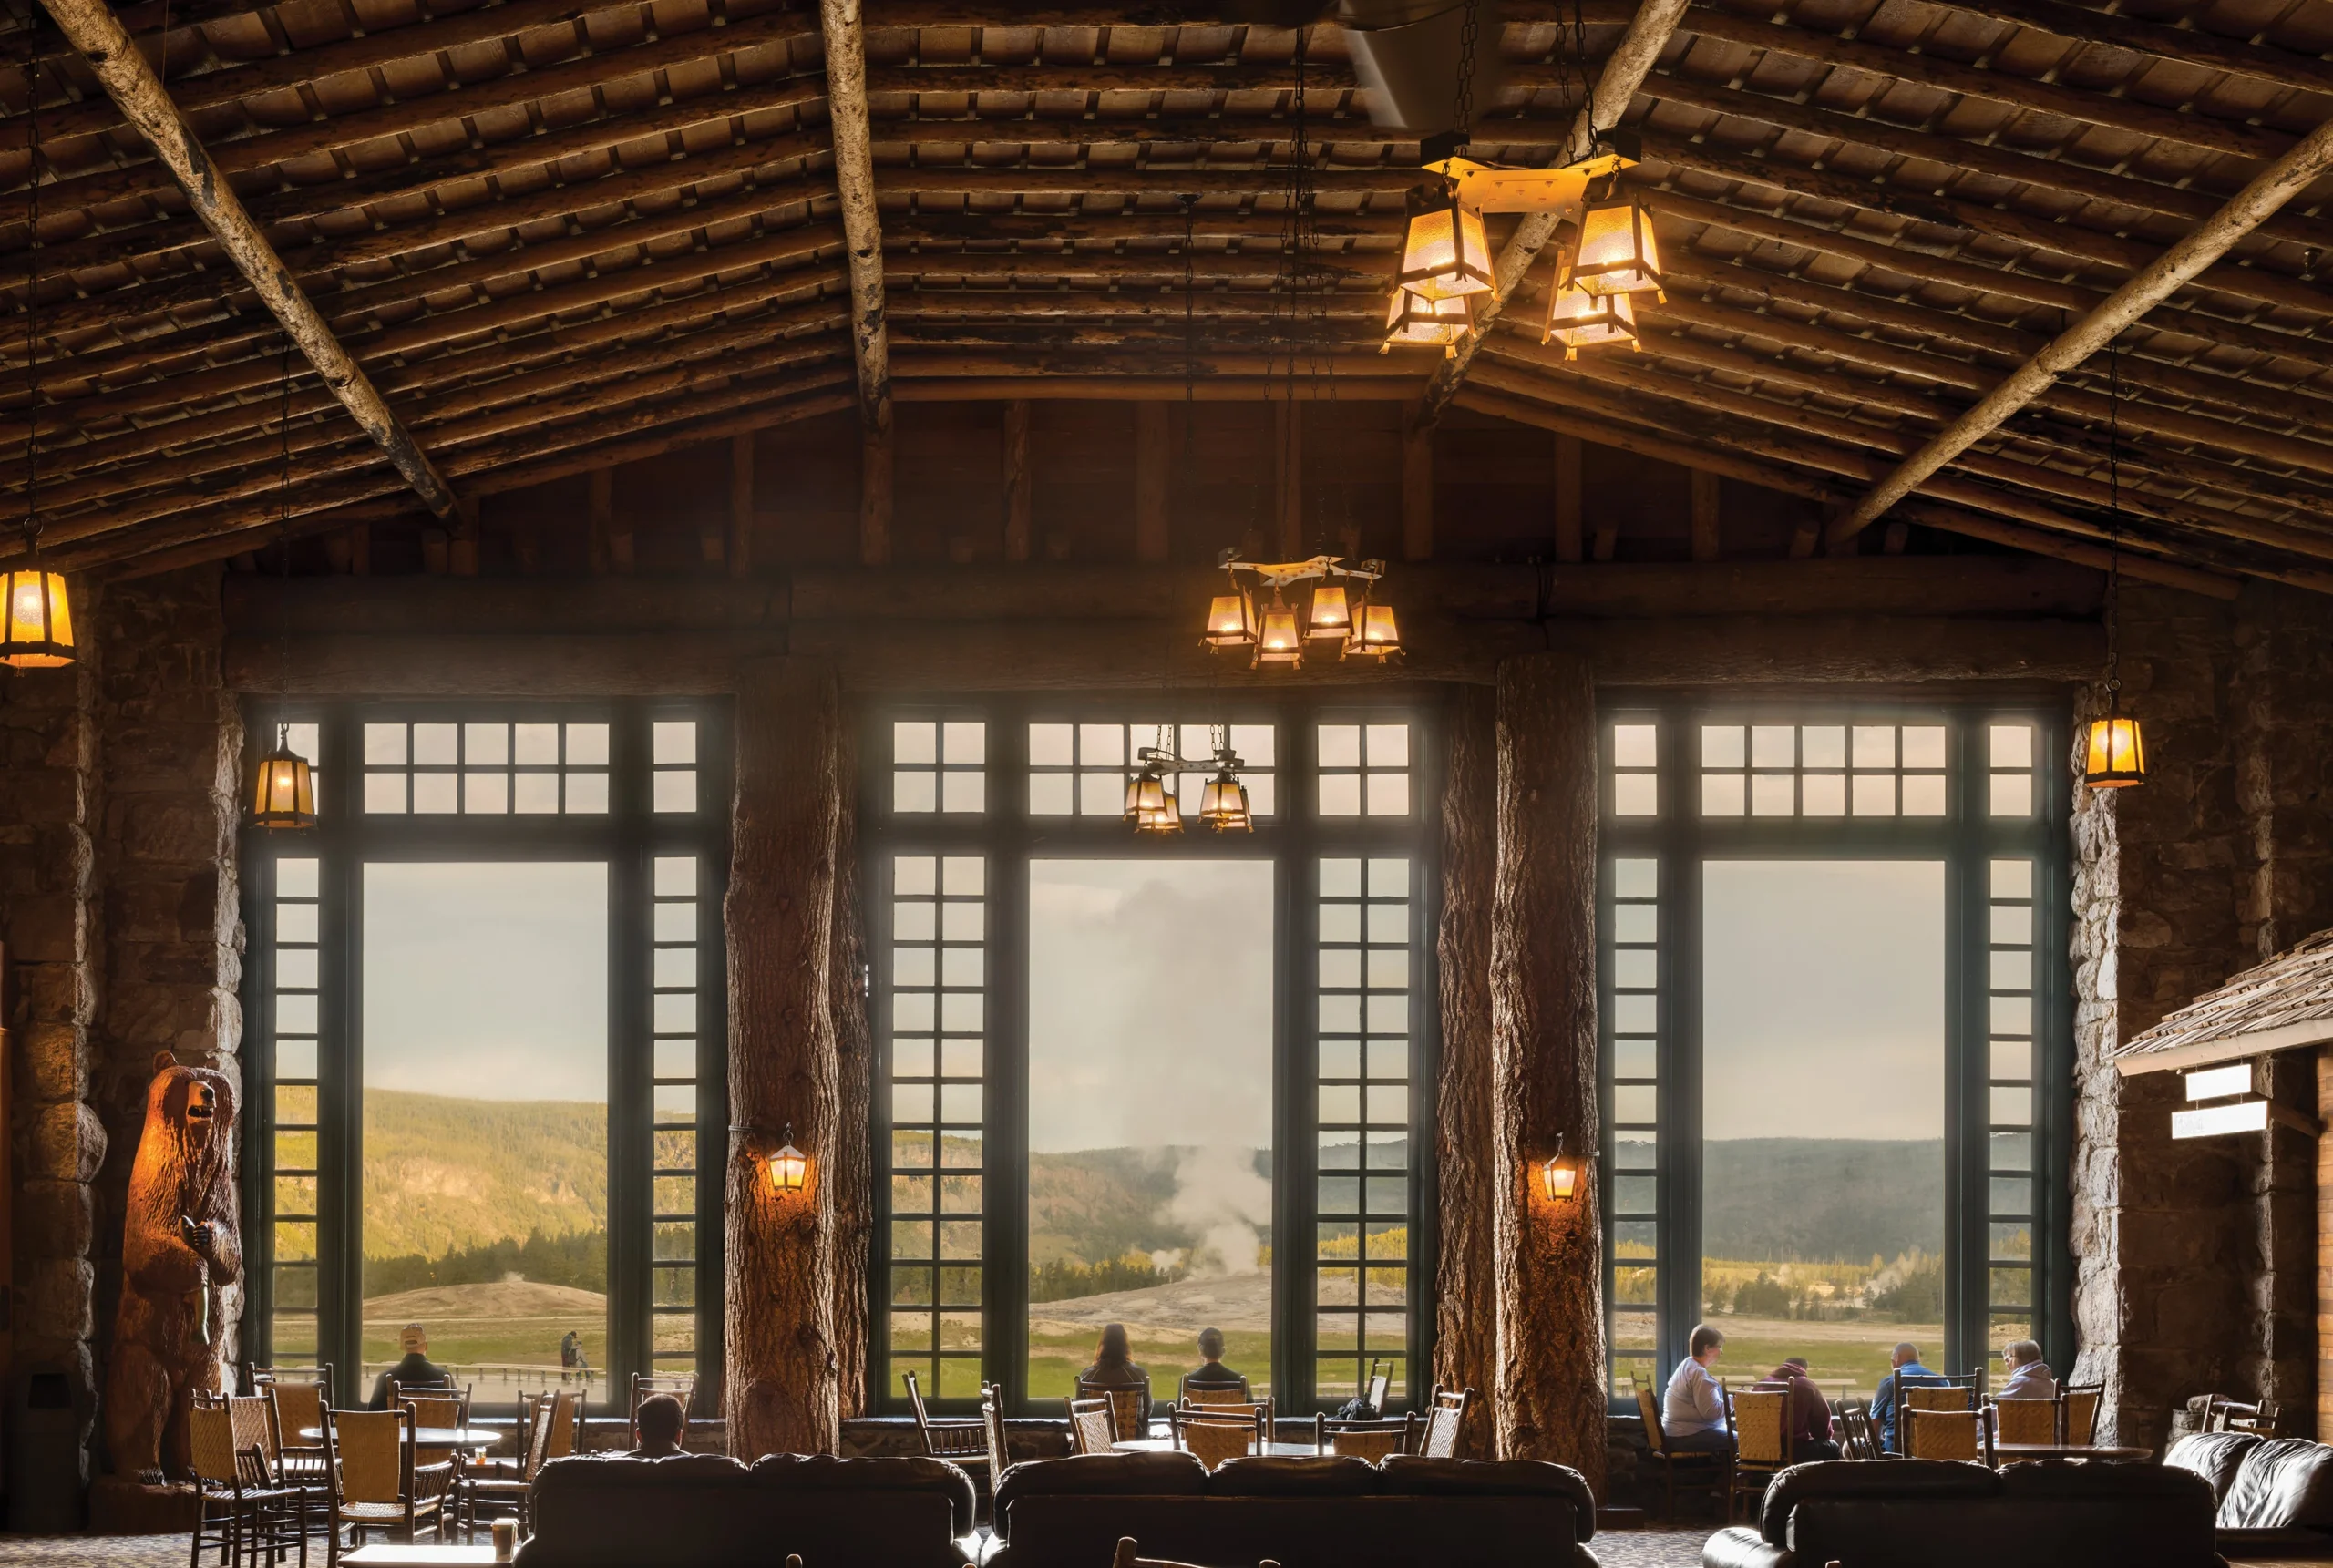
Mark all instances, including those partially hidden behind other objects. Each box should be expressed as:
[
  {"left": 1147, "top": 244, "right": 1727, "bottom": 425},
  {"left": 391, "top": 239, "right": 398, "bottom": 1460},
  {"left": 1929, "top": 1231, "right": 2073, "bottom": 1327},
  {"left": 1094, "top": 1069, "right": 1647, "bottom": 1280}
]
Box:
[
  {"left": 1730, "top": 1387, "right": 1793, "bottom": 1467},
  {"left": 1634, "top": 1381, "right": 1671, "bottom": 1457},
  {"left": 1364, "top": 1359, "right": 1393, "bottom": 1414},
  {"left": 1902, "top": 1406, "right": 1989, "bottom": 1464},
  {"left": 1066, "top": 1397, "right": 1117, "bottom": 1455},
  {"left": 1906, "top": 1383, "right": 1976, "bottom": 1413},
  {"left": 2061, "top": 1383, "right": 2103, "bottom": 1444},
  {"left": 981, "top": 1385, "right": 1012, "bottom": 1481},
  {"left": 1075, "top": 1377, "right": 1149, "bottom": 1445},
  {"left": 1836, "top": 1402, "right": 1879, "bottom": 1461},
  {"left": 1992, "top": 1396, "right": 2059, "bottom": 1447},
  {"left": 1315, "top": 1412, "right": 1410, "bottom": 1461},
  {"left": 1181, "top": 1379, "right": 1254, "bottom": 1405},
  {"left": 547, "top": 1389, "right": 584, "bottom": 1459},
  {"left": 332, "top": 1409, "right": 413, "bottom": 1508},
  {"left": 903, "top": 1369, "right": 986, "bottom": 1460},
  {"left": 225, "top": 1395, "right": 282, "bottom": 1480},
  {"left": 267, "top": 1379, "right": 326, "bottom": 1450},
  {"left": 1177, "top": 1416, "right": 1258, "bottom": 1471},
  {"left": 1417, "top": 1386, "right": 1470, "bottom": 1459},
  {"left": 190, "top": 1402, "right": 243, "bottom": 1487},
  {"left": 401, "top": 1387, "right": 468, "bottom": 1474}
]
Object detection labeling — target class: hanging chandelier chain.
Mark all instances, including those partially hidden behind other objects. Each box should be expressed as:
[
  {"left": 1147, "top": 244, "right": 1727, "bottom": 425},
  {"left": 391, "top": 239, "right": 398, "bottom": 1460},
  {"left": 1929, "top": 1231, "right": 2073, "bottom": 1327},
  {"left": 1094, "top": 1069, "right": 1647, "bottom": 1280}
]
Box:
[
  {"left": 2105, "top": 339, "right": 2122, "bottom": 696},
  {"left": 1454, "top": 0, "right": 1478, "bottom": 138}
]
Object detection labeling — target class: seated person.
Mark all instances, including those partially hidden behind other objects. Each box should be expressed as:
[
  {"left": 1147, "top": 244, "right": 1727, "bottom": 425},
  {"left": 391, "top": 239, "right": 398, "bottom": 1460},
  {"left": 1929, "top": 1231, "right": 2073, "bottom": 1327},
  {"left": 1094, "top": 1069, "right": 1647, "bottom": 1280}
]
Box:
[
  {"left": 366, "top": 1323, "right": 453, "bottom": 1409},
  {"left": 629, "top": 1394, "right": 685, "bottom": 1458},
  {"left": 1661, "top": 1323, "right": 1733, "bottom": 1455},
  {"left": 1999, "top": 1338, "right": 2056, "bottom": 1400},
  {"left": 1182, "top": 1327, "right": 1249, "bottom": 1399},
  {"left": 1077, "top": 1323, "right": 1152, "bottom": 1426},
  {"left": 1867, "top": 1341, "right": 1939, "bottom": 1454},
  {"left": 1763, "top": 1357, "right": 1840, "bottom": 1460}
]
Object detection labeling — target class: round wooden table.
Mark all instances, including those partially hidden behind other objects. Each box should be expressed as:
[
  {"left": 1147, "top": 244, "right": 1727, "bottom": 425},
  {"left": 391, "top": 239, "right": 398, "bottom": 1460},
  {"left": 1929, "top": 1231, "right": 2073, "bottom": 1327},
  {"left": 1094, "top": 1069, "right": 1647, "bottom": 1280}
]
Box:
[
  {"left": 1994, "top": 1442, "right": 2153, "bottom": 1462},
  {"left": 301, "top": 1425, "right": 506, "bottom": 1451},
  {"left": 1113, "top": 1438, "right": 1329, "bottom": 1459}
]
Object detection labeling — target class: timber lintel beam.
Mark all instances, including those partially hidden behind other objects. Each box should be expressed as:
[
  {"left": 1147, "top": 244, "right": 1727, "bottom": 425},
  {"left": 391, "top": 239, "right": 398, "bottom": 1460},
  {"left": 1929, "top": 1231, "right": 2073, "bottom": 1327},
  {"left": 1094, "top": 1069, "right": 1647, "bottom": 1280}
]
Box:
[
  {"left": 1410, "top": 0, "right": 1695, "bottom": 431},
  {"left": 1833, "top": 112, "right": 2333, "bottom": 548},
  {"left": 36, "top": 0, "right": 460, "bottom": 522}
]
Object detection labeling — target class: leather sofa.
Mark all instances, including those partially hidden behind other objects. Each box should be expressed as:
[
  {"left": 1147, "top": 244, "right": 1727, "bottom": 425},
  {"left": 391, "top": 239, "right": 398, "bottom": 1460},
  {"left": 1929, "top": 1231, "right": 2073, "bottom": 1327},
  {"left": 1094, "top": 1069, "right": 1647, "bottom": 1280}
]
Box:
[
  {"left": 2166, "top": 1431, "right": 2333, "bottom": 1555},
  {"left": 514, "top": 1452, "right": 981, "bottom": 1568},
  {"left": 1700, "top": 1458, "right": 2218, "bottom": 1568},
  {"left": 982, "top": 1451, "right": 1600, "bottom": 1568}
]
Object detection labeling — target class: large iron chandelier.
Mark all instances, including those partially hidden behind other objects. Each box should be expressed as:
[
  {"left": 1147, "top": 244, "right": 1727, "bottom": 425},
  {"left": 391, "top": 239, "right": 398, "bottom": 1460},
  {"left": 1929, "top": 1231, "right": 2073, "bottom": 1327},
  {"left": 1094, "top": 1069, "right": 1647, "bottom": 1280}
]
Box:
[{"left": 1202, "top": 552, "right": 1402, "bottom": 671}]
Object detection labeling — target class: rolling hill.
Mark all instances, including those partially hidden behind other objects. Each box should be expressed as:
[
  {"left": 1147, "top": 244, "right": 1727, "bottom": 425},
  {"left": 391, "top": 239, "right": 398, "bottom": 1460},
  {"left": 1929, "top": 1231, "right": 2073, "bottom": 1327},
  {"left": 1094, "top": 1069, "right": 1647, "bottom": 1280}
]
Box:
[{"left": 361, "top": 1088, "right": 606, "bottom": 1260}]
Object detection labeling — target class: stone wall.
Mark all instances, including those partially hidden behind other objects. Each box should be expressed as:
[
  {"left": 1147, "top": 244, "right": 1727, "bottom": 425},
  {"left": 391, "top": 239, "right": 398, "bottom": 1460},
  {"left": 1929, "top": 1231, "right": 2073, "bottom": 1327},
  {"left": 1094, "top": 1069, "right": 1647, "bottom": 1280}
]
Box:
[
  {"left": 2071, "top": 582, "right": 2333, "bottom": 1450},
  {"left": 3, "top": 566, "right": 242, "bottom": 1509}
]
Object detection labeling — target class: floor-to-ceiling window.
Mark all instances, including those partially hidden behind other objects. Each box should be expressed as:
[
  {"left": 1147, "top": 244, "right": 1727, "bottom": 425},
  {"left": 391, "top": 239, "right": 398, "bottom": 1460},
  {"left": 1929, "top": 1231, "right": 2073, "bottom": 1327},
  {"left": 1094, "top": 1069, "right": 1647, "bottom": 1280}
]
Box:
[
  {"left": 1599, "top": 704, "right": 2071, "bottom": 1400},
  {"left": 241, "top": 704, "right": 730, "bottom": 1408},
  {"left": 869, "top": 700, "right": 1434, "bottom": 1414}
]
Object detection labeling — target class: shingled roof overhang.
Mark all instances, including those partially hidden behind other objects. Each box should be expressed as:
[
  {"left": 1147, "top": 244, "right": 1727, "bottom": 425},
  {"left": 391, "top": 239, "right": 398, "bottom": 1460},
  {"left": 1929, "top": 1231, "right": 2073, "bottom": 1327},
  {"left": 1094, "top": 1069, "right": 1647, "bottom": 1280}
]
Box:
[{"left": 2112, "top": 928, "right": 2333, "bottom": 1077}]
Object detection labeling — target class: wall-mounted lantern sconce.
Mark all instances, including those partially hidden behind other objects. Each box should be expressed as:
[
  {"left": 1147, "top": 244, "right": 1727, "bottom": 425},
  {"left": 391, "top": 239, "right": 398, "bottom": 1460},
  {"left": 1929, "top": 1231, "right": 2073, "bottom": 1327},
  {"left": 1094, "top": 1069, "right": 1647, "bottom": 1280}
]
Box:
[
  {"left": 768, "top": 1124, "right": 808, "bottom": 1192},
  {"left": 1541, "top": 1134, "right": 1578, "bottom": 1204}
]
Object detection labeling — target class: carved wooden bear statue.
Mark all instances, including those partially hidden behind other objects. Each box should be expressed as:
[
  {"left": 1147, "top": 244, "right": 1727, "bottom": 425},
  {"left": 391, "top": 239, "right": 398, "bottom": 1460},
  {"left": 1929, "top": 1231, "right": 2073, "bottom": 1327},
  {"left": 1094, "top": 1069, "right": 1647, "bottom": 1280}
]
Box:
[{"left": 104, "top": 1051, "right": 242, "bottom": 1483}]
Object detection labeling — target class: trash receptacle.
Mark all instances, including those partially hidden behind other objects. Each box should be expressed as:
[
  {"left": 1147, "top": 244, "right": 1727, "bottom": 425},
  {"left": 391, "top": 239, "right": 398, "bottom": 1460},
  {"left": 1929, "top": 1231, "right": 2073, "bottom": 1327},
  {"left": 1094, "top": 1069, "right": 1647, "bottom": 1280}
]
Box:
[{"left": 7, "top": 1369, "right": 87, "bottom": 1532}]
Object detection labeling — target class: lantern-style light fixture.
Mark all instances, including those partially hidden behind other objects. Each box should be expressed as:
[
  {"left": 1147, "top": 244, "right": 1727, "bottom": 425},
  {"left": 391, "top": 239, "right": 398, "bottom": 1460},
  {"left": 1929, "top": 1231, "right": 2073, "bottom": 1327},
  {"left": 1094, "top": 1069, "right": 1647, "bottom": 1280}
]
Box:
[
  {"left": 1198, "top": 764, "right": 1252, "bottom": 834},
  {"left": 1125, "top": 752, "right": 1184, "bottom": 836},
  {"left": 1254, "top": 598, "right": 1305, "bottom": 669},
  {"left": 3, "top": 55, "right": 73, "bottom": 672},
  {"left": 1382, "top": 286, "right": 1473, "bottom": 354},
  {"left": 768, "top": 1125, "right": 808, "bottom": 1192},
  {"left": 1541, "top": 1134, "right": 1578, "bottom": 1203},
  {"left": 1202, "top": 552, "right": 1402, "bottom": 672},
  {"left": 1307, "top": 581, "right": 1352, "bottom": 641},
  {"left": 1204, "top": 591, "right": 1256, "bottom": 651},
  {"left": 2083, "top": 343, "right": 2147, "bottom": 790},
  {"left": 250, "top": 724, "right": 318, "bottom": 830},
  {"left": 0, "top": 567, "right": 74, "bottom": 668},
  {"left": 1544, "top": 283, "right": 1639, "bottom": 361},
  {"left": 1567, "top": 184, "right": 1665, "bottom": 302},
  {"left": 1395, "top": 183, "right": 1495, "bottom": 302},
  {"left": 1345, "top": 600, "right": 1403, "bottom": 662}
]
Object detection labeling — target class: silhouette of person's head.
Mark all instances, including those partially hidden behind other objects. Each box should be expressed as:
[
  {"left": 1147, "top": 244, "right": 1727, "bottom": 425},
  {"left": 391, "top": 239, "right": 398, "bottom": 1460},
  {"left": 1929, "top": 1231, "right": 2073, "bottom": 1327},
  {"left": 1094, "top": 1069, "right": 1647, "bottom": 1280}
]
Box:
[
  {"left": 1095, "top": 1324, "right": 1133, "bottom": 1368},
  {"left": 635, "top": 1395, "right": 684, "bottom": 1454},
  {"left": 1197, "top": 1327, "right": 1226, "bottom": 1363}
]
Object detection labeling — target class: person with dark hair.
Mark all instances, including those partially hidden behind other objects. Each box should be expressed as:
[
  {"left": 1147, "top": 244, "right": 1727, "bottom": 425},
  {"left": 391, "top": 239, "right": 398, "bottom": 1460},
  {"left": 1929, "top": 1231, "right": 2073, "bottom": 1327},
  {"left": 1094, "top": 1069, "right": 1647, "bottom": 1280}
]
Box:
[
  {"left": 1661, "top": 1324, "right": 1732, "bottom": 1456},
  {"left": 1077, "top": 1323, "right": 1152, "bottom": 1424},
  {"left": 631, "top": 1394, "right": 685, "bottom": 1458},
  {"left": 1183, "top": 1327, "right": 1247, "bottom": 1397}
]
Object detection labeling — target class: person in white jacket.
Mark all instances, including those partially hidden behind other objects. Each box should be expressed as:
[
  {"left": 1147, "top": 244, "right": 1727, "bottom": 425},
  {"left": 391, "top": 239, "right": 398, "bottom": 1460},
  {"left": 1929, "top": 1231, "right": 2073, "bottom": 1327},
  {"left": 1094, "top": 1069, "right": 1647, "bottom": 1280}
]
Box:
[
  {"left": 1999, "top": 1339, "right": 2057, "bottom": 1400},
  {"left": 1661, "top": 1324, "right": 1734, "bottom": 1455}
]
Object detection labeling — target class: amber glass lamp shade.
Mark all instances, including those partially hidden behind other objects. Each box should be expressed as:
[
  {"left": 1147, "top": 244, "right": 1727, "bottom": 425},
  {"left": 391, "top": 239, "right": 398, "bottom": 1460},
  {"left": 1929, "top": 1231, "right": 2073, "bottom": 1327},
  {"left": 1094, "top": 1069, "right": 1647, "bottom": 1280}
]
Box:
[
  {"left": 1344, "top": 602, "right": 1403, "bottom": 661},
  {"left": 1308, "top": 582, "right": 1352, "bottom": 641},
  {"left": 1382, "top": 286, "right": 1472, "bottom": 353},
  {"left": 1255, "top": 606, "right": 1305, "bottom": 667},
  {"left": 1544, "top": 285, "right": 1638, "bottom": 360},
  {"left": 1125, "top": 767, "right": 1169, "bottom": 823},
  {"left": 0, "top": 569, "right": 75, "bottom": 668},
  {"left": 1204, "top": 591, "right": 1256, "bottom": 650},
  {"left": 1198, "top": 770, "right": 1252, "bottom": 834},
  {"left": 1569, "top": 194, "right": 1665, "bottom": 300},
  {"left": 2083, "top": 710, "right": 2146, "bottom": 788},
  {"left": 768, "top": 1129, "right": 808, "bottom": 1192},
  {"left": 250, "top": 733, "right": 318, "bottom": 831},
  {"left": 1542, "top": 1156, "right": 1578, "bottom": 1203},
  {"left": 1395, "top": 187, "right": 1494, "bottom": 302}
]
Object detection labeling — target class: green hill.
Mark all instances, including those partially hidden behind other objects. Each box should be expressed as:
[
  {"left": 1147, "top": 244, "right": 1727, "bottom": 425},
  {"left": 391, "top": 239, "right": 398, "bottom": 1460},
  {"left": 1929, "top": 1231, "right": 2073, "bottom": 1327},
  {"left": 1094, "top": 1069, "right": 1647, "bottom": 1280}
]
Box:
[
  {"left": 1700, "top": 1138, "right": 1945, "bottom": 1262},
  {"left": 361, "top": 1088, "right": 606, "bottom": 1261}
]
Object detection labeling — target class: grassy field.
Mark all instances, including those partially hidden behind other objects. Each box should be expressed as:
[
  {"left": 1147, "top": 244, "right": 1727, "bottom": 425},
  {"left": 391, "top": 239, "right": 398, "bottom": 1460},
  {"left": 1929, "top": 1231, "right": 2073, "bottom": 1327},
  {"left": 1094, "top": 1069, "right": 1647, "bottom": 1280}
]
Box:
[{"left": 1614, "top": 1314, "right": 1946, "bottom": 1399}]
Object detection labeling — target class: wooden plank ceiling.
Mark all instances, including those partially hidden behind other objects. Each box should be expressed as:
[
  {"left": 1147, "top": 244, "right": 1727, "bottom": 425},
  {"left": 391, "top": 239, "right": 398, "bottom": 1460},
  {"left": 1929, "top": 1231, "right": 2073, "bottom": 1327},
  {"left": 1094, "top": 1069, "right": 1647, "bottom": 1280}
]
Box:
[{"left": 0, "top": 0, "right": 2328, "bottom": 589}]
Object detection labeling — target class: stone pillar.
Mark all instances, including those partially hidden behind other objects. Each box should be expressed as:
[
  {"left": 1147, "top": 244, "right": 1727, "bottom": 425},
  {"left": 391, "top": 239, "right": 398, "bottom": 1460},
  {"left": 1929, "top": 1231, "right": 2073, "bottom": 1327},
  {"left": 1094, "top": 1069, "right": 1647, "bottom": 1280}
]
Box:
[
  {"left": 92, "top": 571, "right": 245, "bottom": 1392},
  {"left": 1, "top": 594, "right": 105, "bottom": 1510},
  {"left": 1434, "top": 684, "right": 1495, "bottom": 1457},
  {"left": 724, "top": 656, "right": 844, "bottom": 1459},
  {"left": 1488, "top": 653, "right": 1605, "bottom": 1487}
]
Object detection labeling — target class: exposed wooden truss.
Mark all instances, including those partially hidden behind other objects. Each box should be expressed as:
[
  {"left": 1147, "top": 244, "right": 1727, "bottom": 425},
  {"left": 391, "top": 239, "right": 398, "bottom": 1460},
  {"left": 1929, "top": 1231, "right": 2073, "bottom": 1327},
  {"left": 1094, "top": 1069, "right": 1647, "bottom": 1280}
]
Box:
[{"left": 0, "top": 0, "right": 2323, "bottom": 588}]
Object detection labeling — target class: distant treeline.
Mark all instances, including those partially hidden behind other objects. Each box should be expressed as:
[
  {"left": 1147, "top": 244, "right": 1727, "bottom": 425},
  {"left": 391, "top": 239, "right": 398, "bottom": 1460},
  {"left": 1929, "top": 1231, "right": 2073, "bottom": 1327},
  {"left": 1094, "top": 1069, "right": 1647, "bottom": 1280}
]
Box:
[
  {"left": 1030, "top": 1253, "right": 1186, "bottom": 1303},
  {"left": 364, "top": 1228, "right": 608, "bottom": 1297}
]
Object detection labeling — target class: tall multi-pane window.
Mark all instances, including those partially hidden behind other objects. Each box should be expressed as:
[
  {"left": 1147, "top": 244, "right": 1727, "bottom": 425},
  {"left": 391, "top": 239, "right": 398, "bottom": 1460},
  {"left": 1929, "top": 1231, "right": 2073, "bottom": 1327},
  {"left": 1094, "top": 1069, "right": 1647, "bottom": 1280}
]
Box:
[
  {"left": 1598, "top": 705, "right": 2069, "bottom": 1399},
  {"left": 241, "top": 703, "right": 728, "bottom": 1408},
  {"left": 868, "top": 700, "right": 1432, "bottom": 1415}
]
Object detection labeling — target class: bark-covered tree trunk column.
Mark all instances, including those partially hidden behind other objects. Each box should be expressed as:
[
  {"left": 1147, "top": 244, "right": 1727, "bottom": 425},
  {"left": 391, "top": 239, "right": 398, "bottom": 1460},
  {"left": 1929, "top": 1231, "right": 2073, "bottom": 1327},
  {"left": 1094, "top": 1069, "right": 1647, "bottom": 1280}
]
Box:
[
  {"left": 725, "top": 656, "right": 845, "bottom": 1459},
  {"left": 1434, "top": 684, "right": 1497, "bottom": 1456},
  {"left": 1488, "top": 652, "right": 1606, "bottom": 1490}
]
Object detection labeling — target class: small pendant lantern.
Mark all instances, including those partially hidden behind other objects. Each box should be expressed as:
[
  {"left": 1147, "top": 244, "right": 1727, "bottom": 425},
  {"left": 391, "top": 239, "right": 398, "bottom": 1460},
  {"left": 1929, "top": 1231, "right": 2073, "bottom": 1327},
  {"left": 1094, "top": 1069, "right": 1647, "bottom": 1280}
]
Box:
[
  {"left": 1544, "top": 283, "right": 1639, "bottom": 360},
  {"left": 1567, "top": 180, "right": 1665, "bottom": 302},
  {"left": 250, "top": 333, "right": 321, "bottom": 828},
  {"left": 1382, "top": 286, "right": 1473, "bottom": 354},
  {"left": 0, "top": 567, "right": 74, "bottom": 667},
  {"left": 2082, "top": 344, "right": 2147, "bottom": 790},
  {"left": 1395, "top": 183, "right": 1495, "bottom": 302}
]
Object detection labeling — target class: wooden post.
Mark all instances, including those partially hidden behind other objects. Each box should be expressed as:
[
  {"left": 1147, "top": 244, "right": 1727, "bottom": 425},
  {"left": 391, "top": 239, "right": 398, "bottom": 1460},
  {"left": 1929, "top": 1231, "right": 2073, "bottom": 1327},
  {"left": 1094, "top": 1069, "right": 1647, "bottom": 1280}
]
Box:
[
  {"left": 1135, "top": 403, "right": 1169, "bottom": 564},
  {"left": 1402, "top": 411, "right": 1434, "bottom": 563},
  {"left": 729, "top": 434, "right": 756, "bottom": 579},
  {"left": 1490, "top": 652, "right": 1604, "bottom": 1486},
  {"left": 1435, "top": 688, "right": 1497, "bottom": 1457},
  {"left": 449, "top": 498, "right": 480, "bottom": 577},
  {"left": 1691, "top": 471, "right": 1721, "bottom": 562},
  {"left": 725, "top": 657, "right": 845, "bottom": 1459},
  {"left": 861, "top": 424, "right": 894, "bottom": 568},
  {"left": 1003, "top": 400, "right": 1033, "bottom": 563},
  {"left": 1274, "top": 402, "right": 1303, "bottom": 559},
  {"left": 830, "top": 722, "right": 872, "bottom": 1420},
  {"left": 1554, "top": 436, "right": 1584, "bottom": 564}
]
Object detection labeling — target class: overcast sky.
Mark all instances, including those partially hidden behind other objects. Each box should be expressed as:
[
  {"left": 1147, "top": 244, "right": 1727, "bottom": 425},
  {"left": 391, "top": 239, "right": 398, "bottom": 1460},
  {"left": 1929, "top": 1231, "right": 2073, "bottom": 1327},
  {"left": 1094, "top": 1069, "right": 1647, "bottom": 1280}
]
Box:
[
  {"left": 363, "top": 861, "right": 610, "bottom": 1102},
  {"left": 1701, "top": 859, "right": 1945, "bottom": 1142},
  {"left": 1027, "top": 858, "right": 1275, "bottom": 1153}
]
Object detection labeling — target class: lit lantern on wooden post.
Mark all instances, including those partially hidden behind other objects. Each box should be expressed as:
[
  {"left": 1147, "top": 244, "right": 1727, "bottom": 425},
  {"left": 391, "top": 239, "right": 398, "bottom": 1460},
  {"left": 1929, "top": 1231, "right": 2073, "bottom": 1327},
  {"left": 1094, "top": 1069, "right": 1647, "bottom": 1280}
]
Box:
[
  {"left": 0, "top": 567, "right": 75, "bottom": 668},
  {"left": 768, "top": 1125, "right": 809, "bottom": 1192},
  {"left": 1395, "top": 184, "right": 1494, "bottom": 302},
  {"left": 1541, "top": 1134, "right": 1578, "bottom": 1203}
]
